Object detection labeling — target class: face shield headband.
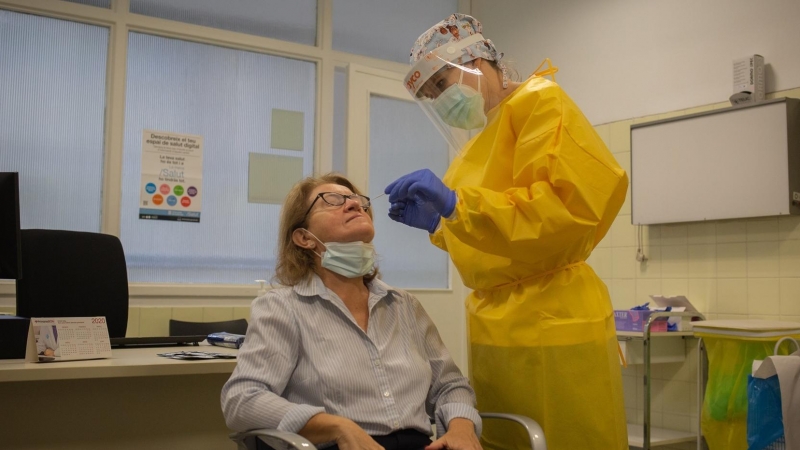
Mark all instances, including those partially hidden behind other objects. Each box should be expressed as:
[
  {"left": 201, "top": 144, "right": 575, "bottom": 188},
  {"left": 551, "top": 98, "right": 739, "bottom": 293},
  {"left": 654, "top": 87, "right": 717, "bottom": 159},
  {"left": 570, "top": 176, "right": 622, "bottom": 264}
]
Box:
[{"left": 404, "top": 33, "right": 488, "bottom": 98}]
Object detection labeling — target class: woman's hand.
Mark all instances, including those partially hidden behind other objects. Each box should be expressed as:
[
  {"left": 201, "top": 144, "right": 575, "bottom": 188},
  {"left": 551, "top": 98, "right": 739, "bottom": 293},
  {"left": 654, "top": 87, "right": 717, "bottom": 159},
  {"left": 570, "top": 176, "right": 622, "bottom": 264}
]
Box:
[
  {"left": 300, "top": 413, "right": 384, "bottom": 450},
  {"left": 425, "top": 418, "right": 482, "bottom": 450}
]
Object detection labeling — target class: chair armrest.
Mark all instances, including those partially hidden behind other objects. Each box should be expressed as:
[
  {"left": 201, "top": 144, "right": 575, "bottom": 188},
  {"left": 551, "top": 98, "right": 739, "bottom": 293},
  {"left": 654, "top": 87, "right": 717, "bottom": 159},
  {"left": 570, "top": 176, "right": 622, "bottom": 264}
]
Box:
[
  {"left": 229, "top": 429, "right": 318, "bottom": 450},
  {"left": 479, "top": 412, "right": 547, "bottom": 450}
]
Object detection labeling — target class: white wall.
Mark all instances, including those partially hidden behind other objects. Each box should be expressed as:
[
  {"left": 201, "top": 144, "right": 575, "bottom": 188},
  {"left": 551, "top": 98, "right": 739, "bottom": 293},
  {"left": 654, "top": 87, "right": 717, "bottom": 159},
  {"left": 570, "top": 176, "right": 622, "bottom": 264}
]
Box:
[{"left": 471, "top": 0, "right": 800, "bottom": 124}]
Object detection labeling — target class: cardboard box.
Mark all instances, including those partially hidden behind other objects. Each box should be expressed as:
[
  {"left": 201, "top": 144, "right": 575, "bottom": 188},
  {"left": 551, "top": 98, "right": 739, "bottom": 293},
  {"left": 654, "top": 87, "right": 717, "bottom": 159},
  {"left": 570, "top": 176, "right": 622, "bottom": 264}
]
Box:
[
  {"left": 731, "top": 54, "right": 765, "bottom": 105},
  {"left": 614, "top": 309, "right": 668, "bottom": 332}
]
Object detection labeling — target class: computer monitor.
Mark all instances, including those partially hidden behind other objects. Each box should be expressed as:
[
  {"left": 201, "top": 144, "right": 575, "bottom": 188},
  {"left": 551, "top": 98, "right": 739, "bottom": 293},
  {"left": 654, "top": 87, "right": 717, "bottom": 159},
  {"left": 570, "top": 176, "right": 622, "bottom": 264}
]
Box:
[{"left": 0, "top": 172, "right": 22, "bottom": 280}]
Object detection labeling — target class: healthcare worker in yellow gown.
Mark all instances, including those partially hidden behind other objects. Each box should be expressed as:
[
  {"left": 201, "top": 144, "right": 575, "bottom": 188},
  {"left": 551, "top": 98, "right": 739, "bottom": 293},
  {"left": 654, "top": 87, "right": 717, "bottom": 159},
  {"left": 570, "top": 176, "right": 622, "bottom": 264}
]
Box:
[{"left": 385, "top": 14, "right": 629, "bottom": 450}]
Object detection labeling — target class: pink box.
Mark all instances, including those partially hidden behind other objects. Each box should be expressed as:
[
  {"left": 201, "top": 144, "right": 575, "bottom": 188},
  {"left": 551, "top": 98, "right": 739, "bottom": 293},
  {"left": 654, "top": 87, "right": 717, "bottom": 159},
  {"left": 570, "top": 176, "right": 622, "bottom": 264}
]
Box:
[{"left": 614, "top": 310, "right": 668, "bottom": 332}]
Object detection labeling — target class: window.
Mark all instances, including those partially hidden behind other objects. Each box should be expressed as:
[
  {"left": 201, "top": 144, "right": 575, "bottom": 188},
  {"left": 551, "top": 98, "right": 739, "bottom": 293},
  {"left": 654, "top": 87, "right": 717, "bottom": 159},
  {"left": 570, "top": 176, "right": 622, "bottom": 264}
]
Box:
[
  {"left": 121, "top": 33, "right": 316, "bottom": 283},
  {"left": 0, "top": 10, "right": 108, "bottom": 232},
  {"left": 130, "top": 0, "right": 317, "bottom": 46}
]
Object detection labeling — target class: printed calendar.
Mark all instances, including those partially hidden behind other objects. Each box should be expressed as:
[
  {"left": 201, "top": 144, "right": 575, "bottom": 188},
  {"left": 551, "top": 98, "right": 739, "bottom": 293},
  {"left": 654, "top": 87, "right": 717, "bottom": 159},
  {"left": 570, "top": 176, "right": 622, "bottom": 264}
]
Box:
[{"left": 28, "top": 317, "right": 112, "bottom": 362}]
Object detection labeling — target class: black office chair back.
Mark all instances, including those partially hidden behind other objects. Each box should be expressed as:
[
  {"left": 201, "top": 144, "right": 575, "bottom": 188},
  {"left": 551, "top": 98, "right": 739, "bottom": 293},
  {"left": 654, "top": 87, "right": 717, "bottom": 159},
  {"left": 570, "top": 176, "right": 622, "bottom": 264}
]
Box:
[
  {"left": 169, "top": 318, "right": 248, "bottom": 336},
  {"left": 15, "top": 229, "right": 129, "bottom": 338}
]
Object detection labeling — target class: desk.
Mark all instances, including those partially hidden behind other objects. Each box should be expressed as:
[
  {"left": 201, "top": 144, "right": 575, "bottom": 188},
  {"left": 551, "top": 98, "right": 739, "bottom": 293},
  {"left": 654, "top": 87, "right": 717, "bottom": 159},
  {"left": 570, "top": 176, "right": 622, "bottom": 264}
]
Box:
[{"left": 0, "top": 344, "right": 238, "bottom": 450}]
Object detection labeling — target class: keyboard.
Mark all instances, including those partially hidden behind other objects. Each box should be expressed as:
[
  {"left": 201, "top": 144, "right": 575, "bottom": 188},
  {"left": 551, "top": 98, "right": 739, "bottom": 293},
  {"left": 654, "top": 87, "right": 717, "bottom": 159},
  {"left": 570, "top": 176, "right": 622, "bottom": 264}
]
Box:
[{"left": 110, "top": 335, "right": 207, "bottom": 348}]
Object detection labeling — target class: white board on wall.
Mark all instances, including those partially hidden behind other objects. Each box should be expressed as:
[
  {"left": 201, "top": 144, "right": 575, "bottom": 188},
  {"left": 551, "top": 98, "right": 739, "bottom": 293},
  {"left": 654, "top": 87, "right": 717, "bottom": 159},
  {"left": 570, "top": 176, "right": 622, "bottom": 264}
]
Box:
[{"left": 631, "top": 98, "right": 800, "bottom": 225}]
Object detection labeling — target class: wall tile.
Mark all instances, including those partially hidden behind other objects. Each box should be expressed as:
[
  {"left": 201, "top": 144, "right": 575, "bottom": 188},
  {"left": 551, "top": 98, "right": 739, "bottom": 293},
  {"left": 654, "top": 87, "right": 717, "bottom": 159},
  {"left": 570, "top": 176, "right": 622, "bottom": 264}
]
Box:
[
  {"left": 612, "top": 278, "right": 636, "bottom": 309},
  {"left": 594, "top": 123, "right": 611, "bottom": 147},
  {"left": 746, "top": 242, "right": 780, "bottom": 278},
  {"left": 661, "top": 224, "right": 688, "bottom": 246},
  {"left": 636, "top": 246, "right": 662, "bottom": 279},
  {"left": 779, "top": 278, "right": 800, "bottom": 316},
  {"left": 717, "top": 243, "right": 747, "bottom": 278},
  {"left": 643, "top": 224, "right": 662, "bottom": 247},
  {"left": 716, "top": 220, "right": 748, "bottom": 243},
  {"left": 622, "top": 374, "right": 638, "bottom": 409},
  {"left": 747, "top": 278, "right": 780, "bottom": 315},
  {"left": 780, "top": 240, "right": 800, "bottom": 277},
  {"left": 612, "top": 246, "right": 636, "bottom": 279},
  {"left": 609, "top": 119, "right": 632, "bottom": 153},
  {"left": 747, "top": 218, "right": 779, "bottom": 242},
  {"left": 687, "top": 222, "right": 715, "bottom": 244},
  {"left": 662, "top": 413, "right": 695, "bottom": 433},
  {"left": 688, "top": 279, "right": 717, "bottom": 314},
  {"left": 171, "top": 307, "right": 204, "bottom": 322},
  {"left": 233, "top": 307, "right": 251, "bottom": 322},
  {"left": 616, "top": 151, "right": 631, "bottom": 174},
  {"left": 662, "top": 380, "right": 696, "bottom": 415},
  {"left": 588, "top": 247, "right": 612, "bottom": 279},
  {"left": 661, "top": 245, "right": 689, "bottom": 278},
  {"left": 688, "top": 244, "right": 716, "bottom": 278},
  {"left": 778, "top": 215, "right": 800, "bottom": 240},
  {"left": 662, "top": 279, "right": 689, "bottom": 297},
  {"left": 203, "top": 307, "right": 234, "bottom": 322},
  {"left": 139, "top": 307, "right": 172, "bottom": 337},
  {"left": 636, "top": 279, "right": 662, "bottom": 305},
  {"left": 611, "top": 214, "right": 636, "bottom": 247},
  {"left": 716, "top": 279, "right": 748, "bottom": 315},
  {"left": 126, "top": 307, "right": 140, "bottom": 337},
  {"left": 622, "top": 184, "right": 631, "bottom": 216}
]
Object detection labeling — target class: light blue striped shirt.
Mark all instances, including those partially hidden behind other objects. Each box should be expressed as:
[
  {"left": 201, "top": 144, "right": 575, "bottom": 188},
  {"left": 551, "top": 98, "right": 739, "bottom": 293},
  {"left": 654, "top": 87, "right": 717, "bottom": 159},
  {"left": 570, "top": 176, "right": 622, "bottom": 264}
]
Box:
[{"left": 221, "top": 274, "right": 480, "bottom": 446}]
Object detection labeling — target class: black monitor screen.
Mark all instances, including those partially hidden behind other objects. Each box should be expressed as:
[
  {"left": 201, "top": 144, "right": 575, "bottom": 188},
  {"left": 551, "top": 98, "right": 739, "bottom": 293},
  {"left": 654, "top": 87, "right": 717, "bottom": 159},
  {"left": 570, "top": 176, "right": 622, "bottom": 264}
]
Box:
[{"left": 0, "top": 173, "right": 22, "bottom": 279}]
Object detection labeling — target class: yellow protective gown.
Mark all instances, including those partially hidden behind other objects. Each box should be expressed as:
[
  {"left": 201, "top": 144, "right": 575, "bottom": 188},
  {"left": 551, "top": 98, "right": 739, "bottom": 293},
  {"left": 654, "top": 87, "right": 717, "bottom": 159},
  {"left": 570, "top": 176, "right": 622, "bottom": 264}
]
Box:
[{"left": 430, "top": 76, "right": 629, "bottom": 449}]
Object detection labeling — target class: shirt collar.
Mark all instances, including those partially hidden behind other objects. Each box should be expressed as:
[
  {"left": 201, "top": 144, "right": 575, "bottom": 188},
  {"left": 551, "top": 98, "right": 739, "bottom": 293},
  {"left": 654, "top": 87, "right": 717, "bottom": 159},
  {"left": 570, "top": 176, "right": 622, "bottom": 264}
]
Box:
[{"left": 293, "top": 273, "right": 401, "bottom": 306}]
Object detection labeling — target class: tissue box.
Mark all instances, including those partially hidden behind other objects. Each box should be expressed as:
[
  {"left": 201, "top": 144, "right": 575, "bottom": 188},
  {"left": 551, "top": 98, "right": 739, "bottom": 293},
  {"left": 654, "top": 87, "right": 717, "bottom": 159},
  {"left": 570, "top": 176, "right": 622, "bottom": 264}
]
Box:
[{"left": 614, "top": 309, "right": 668, "bottom": 332}]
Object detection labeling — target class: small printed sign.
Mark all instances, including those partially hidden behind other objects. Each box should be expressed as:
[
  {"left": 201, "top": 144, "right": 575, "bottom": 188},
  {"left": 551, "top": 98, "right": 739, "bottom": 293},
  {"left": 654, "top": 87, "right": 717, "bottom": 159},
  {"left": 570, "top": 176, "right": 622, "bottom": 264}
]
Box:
[
  {"left": 27, "top": 317, "right": 112, "bottom": 362},
  {"left": 139, "top": 130, "right": 203, "bottom": 223}
]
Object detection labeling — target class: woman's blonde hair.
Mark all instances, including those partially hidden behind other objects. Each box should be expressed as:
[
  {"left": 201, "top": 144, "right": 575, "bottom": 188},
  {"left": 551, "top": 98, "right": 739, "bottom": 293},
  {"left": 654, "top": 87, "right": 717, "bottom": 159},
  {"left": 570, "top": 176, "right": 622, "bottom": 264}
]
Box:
[{"left": 273, "top": 173, "right": 379, "bottom": 286}]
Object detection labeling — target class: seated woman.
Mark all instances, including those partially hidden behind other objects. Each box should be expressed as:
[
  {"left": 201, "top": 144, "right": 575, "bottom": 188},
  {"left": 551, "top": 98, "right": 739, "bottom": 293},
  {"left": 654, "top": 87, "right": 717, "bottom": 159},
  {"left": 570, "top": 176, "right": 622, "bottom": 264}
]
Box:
[{"left": 221, "top": 173, "right": 482, "bottom": 450}]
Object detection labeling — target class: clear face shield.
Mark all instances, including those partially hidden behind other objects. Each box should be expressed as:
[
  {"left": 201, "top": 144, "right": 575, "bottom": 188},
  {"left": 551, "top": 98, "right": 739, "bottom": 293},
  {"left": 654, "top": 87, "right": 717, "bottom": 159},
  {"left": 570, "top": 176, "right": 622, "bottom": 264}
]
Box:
[{"left": 404, "top": 34, "right": 492, "bottom": 153}]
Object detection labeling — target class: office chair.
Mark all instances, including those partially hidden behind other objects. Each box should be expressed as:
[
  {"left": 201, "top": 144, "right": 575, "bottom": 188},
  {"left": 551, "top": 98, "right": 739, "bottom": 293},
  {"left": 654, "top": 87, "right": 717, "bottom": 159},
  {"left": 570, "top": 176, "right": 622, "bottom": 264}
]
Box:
[
  {"left": 230, "top": 412, "right": 547, "bottom": 449},
  {"left": 169, "top": 318, "right": 248, "bottom": 336},
  {"left": 15, "top": 229, "right": 128, "bottom": 338}
]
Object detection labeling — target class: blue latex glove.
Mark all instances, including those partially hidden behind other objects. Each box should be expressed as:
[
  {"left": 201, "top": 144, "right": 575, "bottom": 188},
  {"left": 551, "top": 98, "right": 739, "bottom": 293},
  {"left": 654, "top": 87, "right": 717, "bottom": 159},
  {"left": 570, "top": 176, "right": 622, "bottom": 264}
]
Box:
[
  {"left": 388, "top": 195, "right": 441, "bottom": 234},
  {"left": 384, "top": 169, "right": 456, "bottom": 217}
]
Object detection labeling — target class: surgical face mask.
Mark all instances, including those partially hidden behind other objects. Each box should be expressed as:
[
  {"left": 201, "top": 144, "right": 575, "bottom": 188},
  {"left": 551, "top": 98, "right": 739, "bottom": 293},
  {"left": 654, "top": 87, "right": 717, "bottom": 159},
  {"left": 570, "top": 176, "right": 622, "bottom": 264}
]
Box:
[
  {"left": 304, "top": 230, "right": 375, "bottom": 278},
  {"left": 432, "top": 71, "right": 486, "bottom": 130}
]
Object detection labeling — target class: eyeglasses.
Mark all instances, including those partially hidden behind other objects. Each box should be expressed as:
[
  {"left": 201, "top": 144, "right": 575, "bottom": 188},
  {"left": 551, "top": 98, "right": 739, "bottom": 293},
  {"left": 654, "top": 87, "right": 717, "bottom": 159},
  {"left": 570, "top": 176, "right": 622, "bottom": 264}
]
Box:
[{"left": 302, "top": 192, "right": 371, "bottom": 221}]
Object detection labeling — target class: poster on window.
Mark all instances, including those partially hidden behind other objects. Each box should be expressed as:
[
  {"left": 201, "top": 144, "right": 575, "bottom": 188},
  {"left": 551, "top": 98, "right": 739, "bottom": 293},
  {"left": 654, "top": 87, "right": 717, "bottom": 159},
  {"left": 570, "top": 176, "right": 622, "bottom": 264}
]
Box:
[{"left": 139, "top": 130, "right": 203, "bottom": 222}]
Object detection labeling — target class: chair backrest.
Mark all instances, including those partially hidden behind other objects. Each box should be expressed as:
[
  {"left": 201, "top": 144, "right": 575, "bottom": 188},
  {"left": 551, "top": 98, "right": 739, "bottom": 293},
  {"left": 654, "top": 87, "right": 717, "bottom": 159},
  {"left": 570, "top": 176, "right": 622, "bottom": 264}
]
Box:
[
  {"left": 169, "top": 318, "right": 248, "bottom": 336},
  {"left": 15, "top": 229, "right": 129, "bottom": 338}
]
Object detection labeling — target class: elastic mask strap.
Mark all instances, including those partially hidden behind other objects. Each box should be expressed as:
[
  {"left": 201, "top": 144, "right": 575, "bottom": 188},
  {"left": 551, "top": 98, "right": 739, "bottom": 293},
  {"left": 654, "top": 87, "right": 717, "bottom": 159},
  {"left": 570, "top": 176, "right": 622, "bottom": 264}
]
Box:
[
  {"left": 533, "top": 58, "right": 559, "bottom": 82},
  {"left": 458, "top": 69, "right": 481, "bottom": 95},
  {"left": 301, "top": 229, "right": 324, "bottom": 258}
]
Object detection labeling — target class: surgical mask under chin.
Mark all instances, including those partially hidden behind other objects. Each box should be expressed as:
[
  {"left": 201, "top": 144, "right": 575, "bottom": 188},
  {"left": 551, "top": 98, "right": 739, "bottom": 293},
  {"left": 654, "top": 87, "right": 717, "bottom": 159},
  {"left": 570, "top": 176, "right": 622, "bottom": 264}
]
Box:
[
  {"left": 305, "top": 230, "right": 375, "bottom": 278},
  {"left": 432, "top": 71, "right": 486, "bottom": 130}
]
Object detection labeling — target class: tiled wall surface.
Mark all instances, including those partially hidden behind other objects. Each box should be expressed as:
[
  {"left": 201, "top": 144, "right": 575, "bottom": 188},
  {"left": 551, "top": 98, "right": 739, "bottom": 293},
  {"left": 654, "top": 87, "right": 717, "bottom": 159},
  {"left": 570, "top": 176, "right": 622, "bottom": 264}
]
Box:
[{"left": 592, "top": 87, "right": 800, "bottom": 433}]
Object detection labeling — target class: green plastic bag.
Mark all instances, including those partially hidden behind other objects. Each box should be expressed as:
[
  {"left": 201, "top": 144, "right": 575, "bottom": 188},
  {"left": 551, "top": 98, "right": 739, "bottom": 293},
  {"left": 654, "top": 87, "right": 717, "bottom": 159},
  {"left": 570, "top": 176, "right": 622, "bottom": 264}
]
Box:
[{"left": 701, "top": 337, "right": 793, "bottom": 450}]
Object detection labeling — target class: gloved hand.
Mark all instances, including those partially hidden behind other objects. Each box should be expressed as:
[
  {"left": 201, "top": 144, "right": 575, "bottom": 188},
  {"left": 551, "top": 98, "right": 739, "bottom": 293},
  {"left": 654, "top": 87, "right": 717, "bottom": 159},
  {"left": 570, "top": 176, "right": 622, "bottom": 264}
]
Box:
[
  {"left": 387, "top": 195, "right": 441, "bottom": 234},
  {"left": 384, "top": 169, "right": 456, "bottom": 217}
]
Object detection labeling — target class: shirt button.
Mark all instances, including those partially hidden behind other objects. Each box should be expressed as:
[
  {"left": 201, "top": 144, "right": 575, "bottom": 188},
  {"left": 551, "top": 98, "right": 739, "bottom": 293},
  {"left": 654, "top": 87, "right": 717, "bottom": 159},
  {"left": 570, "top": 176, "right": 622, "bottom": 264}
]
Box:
[
  {"left": 383, "top": 391, "right": 390, "bottom": 397},
  {"left": 374, "top": 359, "right": 381, "bottom": 366},
  {"left": 393, "top": 421, "right": 399, "bottom": 428}
]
